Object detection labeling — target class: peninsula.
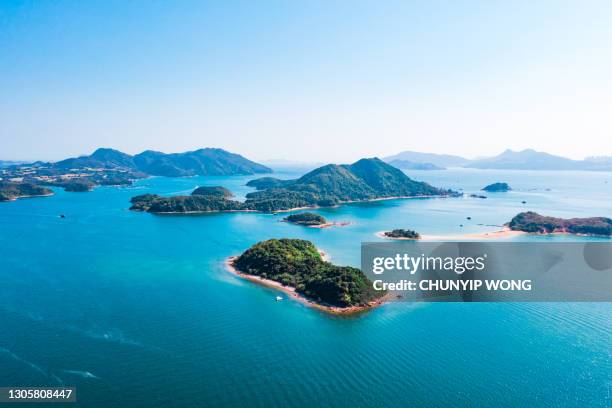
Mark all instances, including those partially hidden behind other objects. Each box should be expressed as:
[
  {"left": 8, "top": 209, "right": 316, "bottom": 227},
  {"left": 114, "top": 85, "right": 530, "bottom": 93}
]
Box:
[
  {"left": 0, "top": 181, "right": 53, "bottom": 201},
  {"left": 228, "top": 239, "right": 384, "bottom": 313}
]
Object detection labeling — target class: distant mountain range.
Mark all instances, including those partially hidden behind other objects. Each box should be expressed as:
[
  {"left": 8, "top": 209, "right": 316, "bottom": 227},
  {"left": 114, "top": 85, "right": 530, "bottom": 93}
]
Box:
[
  {"left": 52, "top": 147, "right": 272, "bottom": 176},
  {"left": 384, "top": 149, "right": 612, "bottom": 171},
  {"left": 386, "top": 160, "right": 444, "bottom": 171},
  {"left": 0, "top": 160, "right": 27, "bottom": 168},
  {"left": 384, "top": 151, "right": 470, "bottom": 168}
]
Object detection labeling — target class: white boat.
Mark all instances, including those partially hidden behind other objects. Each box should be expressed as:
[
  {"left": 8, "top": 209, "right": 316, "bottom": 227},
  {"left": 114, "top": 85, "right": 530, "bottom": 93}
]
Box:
[{"left": 275, "top": 296, "right": 283, "bottom": 301}]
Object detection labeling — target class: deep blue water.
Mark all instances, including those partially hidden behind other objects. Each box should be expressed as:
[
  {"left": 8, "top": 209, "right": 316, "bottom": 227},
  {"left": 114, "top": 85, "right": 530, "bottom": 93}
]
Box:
[{"left": 0, "top": 168, "right": 610, "bottom": 407}]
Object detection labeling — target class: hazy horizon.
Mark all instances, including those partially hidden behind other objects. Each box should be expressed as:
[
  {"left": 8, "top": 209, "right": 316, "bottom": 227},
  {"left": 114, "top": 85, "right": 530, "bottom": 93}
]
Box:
[
  {"left": 3, "top": 146, "right": 611, "bottom": 166},
  {"left": 2, "top": 1, "right": 612, "bottom": 162}
]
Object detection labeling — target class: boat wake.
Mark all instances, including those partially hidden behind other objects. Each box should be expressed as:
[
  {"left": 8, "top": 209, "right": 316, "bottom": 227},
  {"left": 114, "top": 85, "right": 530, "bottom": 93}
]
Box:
[
  {"left": 0, "top": 346, "right": 64, "bottom": 385},
  {"left": 61, "top": 370, "right": 100, "bottom": 379}
]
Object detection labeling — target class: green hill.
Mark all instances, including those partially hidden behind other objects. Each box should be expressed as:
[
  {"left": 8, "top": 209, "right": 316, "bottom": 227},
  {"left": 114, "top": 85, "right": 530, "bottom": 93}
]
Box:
[
  {"left": 133, "top": 148, "right": 271, "bottom": 176},
  {"left": 0, "top": 182, "right": 53, "bottom": 201},
  {"left": 233, "top": 239, "right": 383, "bottom": 308},
  {"left": 508, "top": 212, "right": 612, "bottom": 236},
  {"left": 244, "top": 158, "right": 455, "bottom": 211},
  {"left": 53, "top": 147, "right": 271, "bottom": 177},
  {"left": 131, "top": 158, "right": 455, "bottom": 214}
]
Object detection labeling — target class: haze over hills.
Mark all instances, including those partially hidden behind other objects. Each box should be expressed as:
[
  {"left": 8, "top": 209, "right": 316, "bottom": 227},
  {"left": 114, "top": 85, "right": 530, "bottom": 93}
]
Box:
[
  {"left": 384, "top": 151, "right": 471, "bottom": 168},
  {"left": 465, "top": 149, "right": 585, "bottom": 170},
  {"left": 386, "top": 160, "right": 444, "bottom": 171},
  {"left": 384, "top": 149, "right": 612, "bottom": 171},
  {"left": 0, "top": 160, "right": 27, "bottom": 168},
  {"left": 53, "top": 147, "right": 272, "bottom": 176}
]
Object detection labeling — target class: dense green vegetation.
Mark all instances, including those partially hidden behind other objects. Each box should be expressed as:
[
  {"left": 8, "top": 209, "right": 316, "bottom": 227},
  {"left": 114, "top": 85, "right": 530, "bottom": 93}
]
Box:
[
  {"left": 383, "top": 229, "right": 421, "bottom": 239},
  {"left": 191, "top": 186, "right": 234, "bottom": 198},
  {"left": 283, "top": 212, "right": 327, "bottom": 226},
  {"left": 234, "top": 239, "right": 383, "bottom": 308},
  {"left": 482, "top": 182, "right": 511, "bottom": 192},
  {"left": 132, "top": 148, "right": 271, "bottom": 176},
  {"left": 508, "top": 212, "right": 612, "bottom": 236},
  {"left": 130, "top": 158, "right": 456, "bottom": 214},
  {"left": 53, "top": 147, "right": 271, "bottom": 177},
  {"left": 243, "top": 158, "right": 456, "bottom": 212},
  {"left": 246, "top": 177, "right": 293, "bottom": 190},
  {"left": 0, "top": 182, "right": 53, "bottom": 201},
  {"left": 130, "top": 193, "right": 244, "bottom": 213}
]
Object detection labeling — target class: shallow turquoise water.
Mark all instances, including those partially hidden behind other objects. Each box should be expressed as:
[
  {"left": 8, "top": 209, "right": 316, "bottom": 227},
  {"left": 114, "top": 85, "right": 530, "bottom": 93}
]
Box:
[{"left": 0, "top": 168, "right": 611, "bottom": 407}]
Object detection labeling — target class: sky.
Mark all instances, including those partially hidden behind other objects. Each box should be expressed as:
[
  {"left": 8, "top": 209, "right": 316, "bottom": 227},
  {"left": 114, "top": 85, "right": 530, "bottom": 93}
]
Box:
[{"left": 1, "top": 0, "right": 612, "bottom": 163}]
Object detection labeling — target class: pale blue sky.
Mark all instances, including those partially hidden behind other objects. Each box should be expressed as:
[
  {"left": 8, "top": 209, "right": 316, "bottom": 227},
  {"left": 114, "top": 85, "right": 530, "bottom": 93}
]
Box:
[{"left": 1, "top": 0, "right": 612, "bottom": 162}]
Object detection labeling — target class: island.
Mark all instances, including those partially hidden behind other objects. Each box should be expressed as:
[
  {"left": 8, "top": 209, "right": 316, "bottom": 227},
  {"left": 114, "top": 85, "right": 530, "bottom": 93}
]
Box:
[
  {"left": 228, "top": 239, "right": 385, "bottom": 313},
  {"left": 0, "top": 181, "right": 53, "bottom": 201},
  {"left": 244, "top": 158, "right": 457, "bottom": 212},
  {"left": 131, "top": 158, "right": 458, "bottom": 214},
  {"left": 482, "top": 182, "right": 511, "bottom": 192},
  {"left": 508, "top": 211, "right": 612, "bottom": 236},
  {"left": 1, "top": 147, "right": 271, "bottom": 195},
  {"left": 469, "top": 194, "right": 487, "bottom": 199},
  {"left": 381, "top": 229, "right": 421, "bottom": 239},
  {"left": 129, "top": 186, "right": 245, "bottom": 213},
  {"left": 283, "top": 212, "right": 327, "bottom": 226}
]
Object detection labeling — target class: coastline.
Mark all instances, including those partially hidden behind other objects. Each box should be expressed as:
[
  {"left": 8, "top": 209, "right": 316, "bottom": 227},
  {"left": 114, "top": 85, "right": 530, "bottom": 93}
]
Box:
[
  {"left": 375, "top": 231, "right": 419, "bottom": 240},
  {"left": 376, "top": 227, "right": 527, "bottom": 241},
  {"left": 281, "top": 220, "right": 351, "bottom": 229},
  {"left": 142, "top": 193, "right": 454, "bottom": 215},
  {"left": 225, "top": 256, "right": 385, "bottom": 315},
  {"left": 309, "top": 221, "right": 351, "bottom": 229},
  {"left": 1, "top": 192, "right": 55, "bottom": 202}
]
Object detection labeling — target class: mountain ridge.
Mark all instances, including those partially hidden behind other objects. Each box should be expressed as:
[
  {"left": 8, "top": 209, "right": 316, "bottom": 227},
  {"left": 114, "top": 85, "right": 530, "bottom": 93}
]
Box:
[
  {"left": 53, "top": 147, "right": 272, "bottom": 176},
  {"left": 384, "top": 149, "right": 612, "bottom": 171}
]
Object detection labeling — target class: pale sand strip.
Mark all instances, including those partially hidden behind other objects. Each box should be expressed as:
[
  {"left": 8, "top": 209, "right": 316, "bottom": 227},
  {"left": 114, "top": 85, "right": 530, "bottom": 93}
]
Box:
[
  {"left": 376, "top": 227, "right": 526, "bottom": 241},
  {"left": 225, "top": 256, "right": 386, "bottom": 315}
]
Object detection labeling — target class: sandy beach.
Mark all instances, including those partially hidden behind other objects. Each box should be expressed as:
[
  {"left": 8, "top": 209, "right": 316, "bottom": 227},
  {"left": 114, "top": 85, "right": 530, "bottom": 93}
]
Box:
[
  {"left": 309, "top": 221, "right": 351, "bottom": 229},
  {"left": 5, "top": 192, "right": 55, "bottom": 201},
  {"left": 225, "top": 256, "right": 385, "bottom": 315},
  {"left": 376, "top": 227, "right": 527, "bottom": 241}
]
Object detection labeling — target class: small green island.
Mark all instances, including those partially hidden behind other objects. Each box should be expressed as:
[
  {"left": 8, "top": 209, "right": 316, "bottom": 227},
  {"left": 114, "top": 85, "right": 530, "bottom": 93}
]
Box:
[
  {"left": 283, "top": 212, "right": 327, "bottom": 226},
  {"left": 229, "top": 239, "right": 384, "bottom": 312},
  {"left": 130, "top": 158, "right": 458, "bottom": 214},
  {"left": 130, "top": 187, "right": 244, "bottom": 213},
  {"left": 0, "top": 181, "right": 53, "bottom": 201},
  {"left": 482, "top": 182, "right": 511, "bottom": 192},
  {"left": 508, "top": 211, "right": 612, "bottom": 236},
  {"left": 382, "top": 229, "right": 421, "bottom": 239}
]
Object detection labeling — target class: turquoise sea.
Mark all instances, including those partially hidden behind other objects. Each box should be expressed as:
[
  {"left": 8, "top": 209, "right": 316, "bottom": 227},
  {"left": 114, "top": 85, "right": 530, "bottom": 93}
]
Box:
[{"left": 0, "top": 168, "right": 611, "bottom": 407}]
